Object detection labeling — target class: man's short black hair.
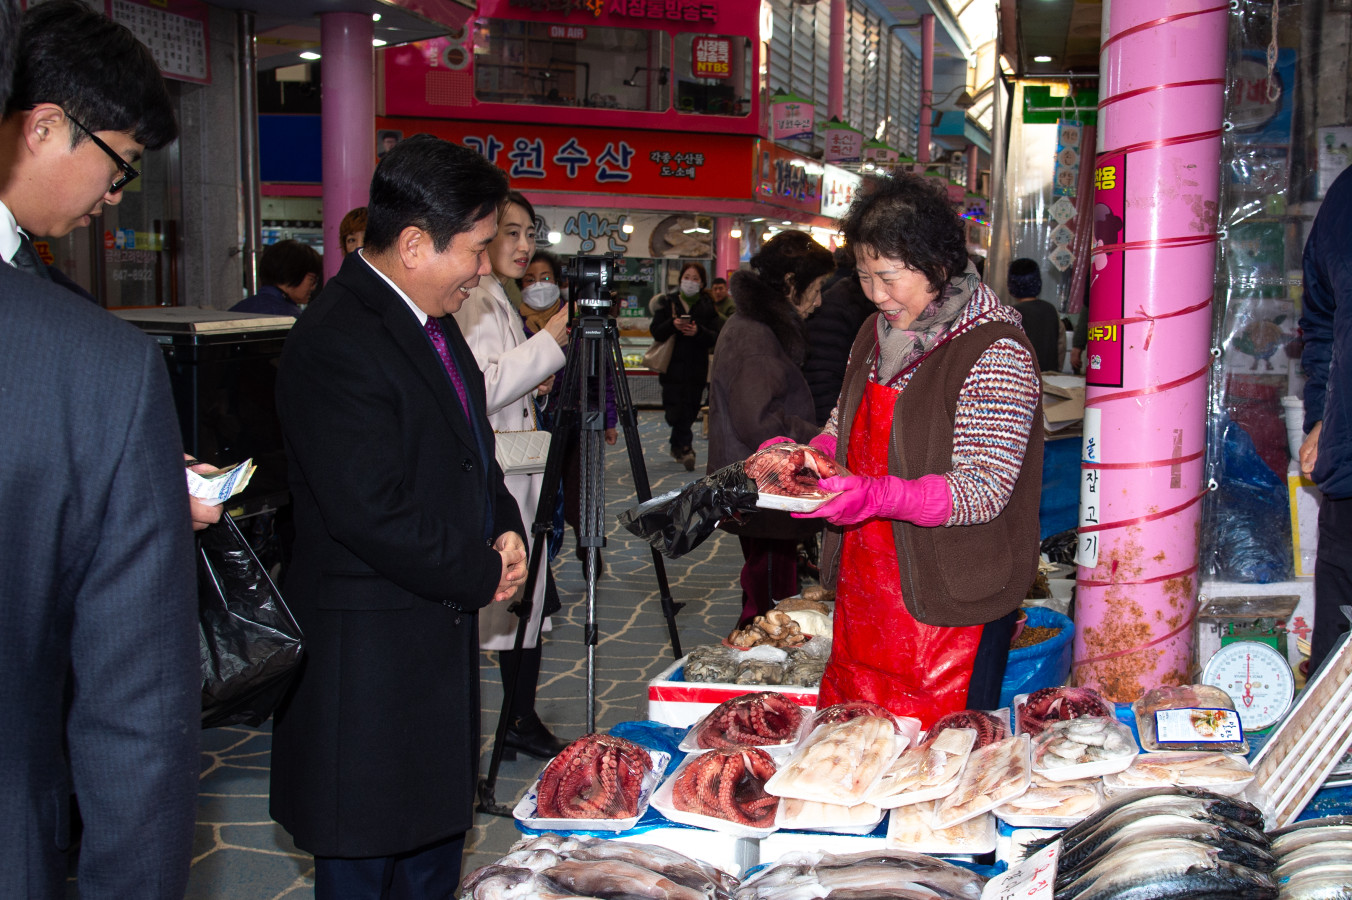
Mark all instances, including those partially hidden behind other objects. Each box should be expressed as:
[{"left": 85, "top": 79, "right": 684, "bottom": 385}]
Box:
[
  {"left": 9, "top": 1, "right": 176, "bottom": 151},
  {"left": 259, "top": 240, "right": 321, "bottom": 289},
  {"left": 364, "top": 134, "right": 509, "bottom": 253},
  {"left": 711, "top": 276, "right": 727, "bottom": 287}
]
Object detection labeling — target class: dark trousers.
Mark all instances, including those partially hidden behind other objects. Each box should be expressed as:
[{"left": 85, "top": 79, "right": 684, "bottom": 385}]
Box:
[
  {"left": 737, "top": 536, "right": 799, "bottom": 627},
  {"left": 499, "top": 643, "right": 543, "bottom": 725},
  {"left": 313, "top": 832, "right": 465, "bottom": 900},
  {"left": 662, "top": 378, "right": 704, "bottom": 451},
  {"left": 1310, "top": 495, "right": 1352, "bottom": 675},
  {"left": 966, "top": 608, "right": 1019, "bottom": 710}
]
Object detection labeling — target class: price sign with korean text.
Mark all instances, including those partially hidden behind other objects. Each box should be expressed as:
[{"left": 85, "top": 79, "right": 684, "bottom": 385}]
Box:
[
  {"left": 1086, "top": 151, "right": 1126, "bottom": 387},
  {"left": 691, "top": 37, "right": 731, "bottom": 80},
  {"left": 1076, "top": 407, "right": 1103, "bottom": 569}
]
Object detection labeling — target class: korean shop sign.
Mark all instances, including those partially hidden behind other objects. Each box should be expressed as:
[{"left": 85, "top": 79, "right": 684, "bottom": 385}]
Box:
[{"left": 691, "top": 36, "right": 731, "bottom": 79}]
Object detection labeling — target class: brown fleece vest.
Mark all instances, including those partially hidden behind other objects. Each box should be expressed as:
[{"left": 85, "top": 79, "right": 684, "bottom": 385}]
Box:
[{"left": 820, "top": 314, "right": 1044, "bottom": 627}]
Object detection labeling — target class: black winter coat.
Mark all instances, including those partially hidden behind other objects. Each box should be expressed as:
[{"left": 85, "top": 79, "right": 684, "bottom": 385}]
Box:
[
  {"left": 649, "top": 290, "right": 718, "bottom": 385},
  {"left": 802, "top": 273, "right": 875, "bottom": 425}
]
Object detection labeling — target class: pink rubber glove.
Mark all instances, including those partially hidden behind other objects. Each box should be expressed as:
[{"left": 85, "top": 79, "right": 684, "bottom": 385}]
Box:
[
  {"left": 808, "top": 432, "right": 837, "bottom": 459},
  {"left": 794, "top": 473, "right": 952, "bottom": 526},
  {"left": 757, "top": 435, "right": 795, "bottom": 451}
]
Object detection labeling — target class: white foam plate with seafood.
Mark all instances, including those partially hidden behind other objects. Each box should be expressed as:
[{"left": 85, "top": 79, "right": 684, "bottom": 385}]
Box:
[
  {"left": 866, "top": 726, "right": 976, "bottom": 809},
  {"left": 886, "top": 801, "right": 997, "bottom": 855},
  {"left": 514, "top": 750, "right": 670, "bottom": 833},
  {"left": 763, "top": 715, "right": 905, "bottom": 806},
  {"left": 649, "top": 750, "right": 780, "bottom": 839},
  {"left": 1029, "top": 716, "right": 1138, "bottom": 782},
  {"left": 753, "top": 491, "right": 839, "bottom": 513},
  {"left": 994, "top": 772, "right": 1103, "bottom": 827},
  {"left": 1101, "top": 750, "right": 1256, "bottom": 796},
  {"left": 678, "top": 691, "right": 810, "bottom": 757},
  {"left": 773, "top": 796, "right": 886, "bottom": 835},
  {"left": 931, "top": 734, "right": 1032, "bottom": 830}
]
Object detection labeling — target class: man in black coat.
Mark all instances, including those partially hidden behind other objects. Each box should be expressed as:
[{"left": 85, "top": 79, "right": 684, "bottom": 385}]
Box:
[
  {"left": 1007, "top": 257, "right": 1062, "bottom": 373},
  {"left": 802, "top": 253, "right": 875, "bottom": 425},
  {"left": 270, "top": 135, "right": 527, "bottom": 898}
]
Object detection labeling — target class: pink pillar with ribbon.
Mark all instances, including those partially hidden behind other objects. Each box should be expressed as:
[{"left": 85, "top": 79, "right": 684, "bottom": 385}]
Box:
[
  {"left": 321, "top": 12, "right": 375, "bottom": 280},
  {"left": 714, "top": 217, "right": 741, "bottom": 282},
  {"left": 1071, "top": 1, "right": 1228, "bottom": 701}
]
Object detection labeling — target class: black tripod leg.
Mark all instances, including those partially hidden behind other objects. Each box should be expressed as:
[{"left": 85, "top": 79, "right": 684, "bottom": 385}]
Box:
[
  {"left": 604, "top": 320, "right": 684, "bottom": 659},
  {"left": 476, "top": 328, "right": 583, "bottom": 817}
]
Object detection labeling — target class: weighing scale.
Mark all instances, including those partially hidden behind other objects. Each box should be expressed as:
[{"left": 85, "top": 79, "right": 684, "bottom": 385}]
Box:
[{"left": 1202, "top": 639, "right": 1296, "bottom": 733}]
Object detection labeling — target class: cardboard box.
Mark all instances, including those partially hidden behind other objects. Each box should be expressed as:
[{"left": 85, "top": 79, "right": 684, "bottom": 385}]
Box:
[{"left": 647, "top": 657, "right": 819, "bottom": 728}]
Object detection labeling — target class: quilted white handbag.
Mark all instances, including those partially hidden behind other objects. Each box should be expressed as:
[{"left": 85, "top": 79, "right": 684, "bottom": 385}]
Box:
[{"left": 494, "top": 402, "right": 552, "bottom": 476}]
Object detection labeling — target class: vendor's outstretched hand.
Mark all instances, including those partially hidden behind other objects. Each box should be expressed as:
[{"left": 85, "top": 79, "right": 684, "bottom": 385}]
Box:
[
  {"left": 793, "top": 473, "right": 951, "bottom": 526},
  {"left": 757, "top": 435, "right": 795, "bottom": 451}
]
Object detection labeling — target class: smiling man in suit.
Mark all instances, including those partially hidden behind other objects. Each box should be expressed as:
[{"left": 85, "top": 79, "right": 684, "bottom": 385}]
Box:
[{"left": 270, "top": 134, "right": 527, "bottom": 900}]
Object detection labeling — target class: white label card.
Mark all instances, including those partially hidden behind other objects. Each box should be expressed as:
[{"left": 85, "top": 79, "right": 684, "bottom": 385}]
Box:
[
  {"left": 1076, "top": 407, "right": 1103, "bottom": 568},
  {"left": 982, "top": 838, "right": 1061, "bottom": 900},
  {"left": 1154, "top": 708, "right": 1244, "bottom": 744}
]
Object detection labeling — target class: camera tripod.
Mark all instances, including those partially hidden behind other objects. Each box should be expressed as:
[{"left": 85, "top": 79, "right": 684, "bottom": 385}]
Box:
[{"left": 477, "top": 309, "right": 684, "bottom": 816}]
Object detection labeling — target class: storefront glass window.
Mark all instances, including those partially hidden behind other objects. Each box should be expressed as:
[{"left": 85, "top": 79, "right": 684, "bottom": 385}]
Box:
[
  {"left": 673, "top": 33, "right": 752, "bottom": 118},
  {"left": 474, "top": 18, "right": 670, "bottom": 112}
]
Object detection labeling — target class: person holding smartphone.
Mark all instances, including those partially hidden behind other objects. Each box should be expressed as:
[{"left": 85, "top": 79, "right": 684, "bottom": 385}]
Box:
[{"left": 649, "top": 262, "right": 719, "bottom": 470}]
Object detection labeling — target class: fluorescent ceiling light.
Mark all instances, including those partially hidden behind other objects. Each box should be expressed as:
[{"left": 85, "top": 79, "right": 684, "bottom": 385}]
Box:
[
  {"left": 299, "top": 51, "right": 321, "bottom": 60},
  {"left": 682, "top": 226, "right": 710, "bottom": 234},
  {"left": 1033, "top": 55, "right": 1053, "bottom": 62},
  {"left": 373, "top": 38, "right": 387, "bottom": 47},
  {"left": 372, "top": 13, "right": 382, "bottom": 21}
]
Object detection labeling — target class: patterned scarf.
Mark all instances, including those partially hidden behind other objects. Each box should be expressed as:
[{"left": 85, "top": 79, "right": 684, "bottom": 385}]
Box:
[{"left": 875, "top": 262, "right": 984, "bottom": 385}]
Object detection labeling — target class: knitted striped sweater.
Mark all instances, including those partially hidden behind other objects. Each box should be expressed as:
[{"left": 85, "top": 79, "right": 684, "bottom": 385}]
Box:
[{"left": 823, "top": 286, "right": 1039, "bottom": 527}]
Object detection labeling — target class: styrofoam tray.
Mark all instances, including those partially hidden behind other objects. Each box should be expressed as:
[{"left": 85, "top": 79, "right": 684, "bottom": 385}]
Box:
[
  {"left": 649, "top": 752, "right": 779, "bottom": 839},
  {"left": 886, "top": 802, "right": 996, "bottom": 855},
  {"left": 679, "top": 699, "right": 809, "bottom": 757},
  {"left": 1029, "top": 718, "right": 1138, "bottom": 782},
  {"left": 513, "top": 750, "right": 670, "bottom": 832},
  {"left": 764, "top": 717, "right": 904, "bottom": 805},
  {"left": 754, "top": 491, "right": 838, "bottom": 512},
  {"left": 866, "top": 727, "right": 975, "bottom": 809},
  {"left": 773, "top": 797, "right": 886, "bottom": 835},
  {"left": 1102, "top": 751, "right": 1255, "bottom": 797}
]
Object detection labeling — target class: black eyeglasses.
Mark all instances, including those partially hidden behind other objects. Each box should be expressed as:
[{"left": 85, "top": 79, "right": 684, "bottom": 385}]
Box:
[{"left": 64, "top": 111, "right": 140, "bottom": 193}]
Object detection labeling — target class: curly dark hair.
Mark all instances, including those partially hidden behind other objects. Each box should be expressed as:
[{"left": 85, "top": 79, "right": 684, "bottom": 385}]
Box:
[
  {"left": 747, "top": 230, "right": 834, "bottom": 303},
  {"left": 839, "top": 172, "right": 970, "bottom": 295}
]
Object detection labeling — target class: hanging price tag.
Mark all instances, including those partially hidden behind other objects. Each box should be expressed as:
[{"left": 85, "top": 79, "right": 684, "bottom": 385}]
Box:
[{"left": 982, "top": 839, "right": 1061, "bottom": 900}]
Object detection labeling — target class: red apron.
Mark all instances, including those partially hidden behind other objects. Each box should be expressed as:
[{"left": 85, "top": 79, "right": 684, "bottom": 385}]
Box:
[{"left": 818, "top": 378, "right": 984, "bottom": 728}]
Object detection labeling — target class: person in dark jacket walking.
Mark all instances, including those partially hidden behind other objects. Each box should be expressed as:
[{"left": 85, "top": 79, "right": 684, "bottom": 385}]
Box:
[
  {"left": 1298, "top": 164, "right": 1352, "bottom": 674},
  {"left": 649, "top": 262, "right": 719, "bottom": 470},
  {"left": 802, "top": 250, "right": 876, "bottom": 425},
  {"left": 1006, "top": 258, "right": 1062, "bottom": 373},
  {"left": 708, "top": 231, "right": 834, "bottom": 626}
]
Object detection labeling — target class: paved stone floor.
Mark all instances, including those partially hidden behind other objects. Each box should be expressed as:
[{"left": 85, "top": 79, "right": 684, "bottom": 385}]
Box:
[{"left": 185, "top": 410, "right": 741, "bottom": 899}]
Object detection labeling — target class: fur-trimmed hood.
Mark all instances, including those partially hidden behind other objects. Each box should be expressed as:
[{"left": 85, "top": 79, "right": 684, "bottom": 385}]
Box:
[{"left": 729, "top": 269, "right": 808, "bottom": 365}]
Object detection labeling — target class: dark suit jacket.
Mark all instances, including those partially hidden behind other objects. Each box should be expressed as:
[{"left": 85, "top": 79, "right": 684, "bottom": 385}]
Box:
[
  {"left": 0, "top": 263, "right": 198, "bottom": 898},
  {"left": 269, "top": 252, "right": 522, "bottom": 858}
]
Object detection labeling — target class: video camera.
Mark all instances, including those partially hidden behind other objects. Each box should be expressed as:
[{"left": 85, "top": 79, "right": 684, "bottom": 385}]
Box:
[{"left": 564, "top": 253, "right": 619, "bottom": 315}]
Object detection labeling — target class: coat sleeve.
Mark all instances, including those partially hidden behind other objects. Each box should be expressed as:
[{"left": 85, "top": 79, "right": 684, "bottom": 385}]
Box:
[
  {"left": 720, "top": 349, "right": 819, "bottom": 449},
  {"left": 279, "top": 322, "right": 505, "bottom": 607},
  {"left": 1300, "top": 214, "right": 1338, "bottom": 432},
  {"left": 66, "top": 340, "right": 198, "bottom": 898},
  {"left": 692, "top": 296, "right": 720, "bottom": 350},
  {"left": 454, "top": 292, "right": 565, "bottom": 416},
  {"left": 649, "top": 293, "right": 676, "bottom": 341}
]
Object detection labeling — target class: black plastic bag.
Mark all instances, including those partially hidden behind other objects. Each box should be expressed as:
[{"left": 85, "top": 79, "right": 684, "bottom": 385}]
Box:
[
  {"left": 198, "top": 513, "right": 303, "bottom": 728},
  {"left": 618, "top": 462, "right": 760, "bottom": 559}
]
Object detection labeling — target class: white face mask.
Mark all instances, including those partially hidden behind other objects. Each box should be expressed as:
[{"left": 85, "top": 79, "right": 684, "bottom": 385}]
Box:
[
  {"left": 521, "top": 281, "right": 560, "bottom": 310},
  {"left": 679, "top": 278, "right": 701, "bottom": 297}
]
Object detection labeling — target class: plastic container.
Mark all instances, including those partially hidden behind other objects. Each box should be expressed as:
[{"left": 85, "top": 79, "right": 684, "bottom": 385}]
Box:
[
  {"left": 1101, "top": 751, "right": 1256, "bottom": 796},
  {"left": 866, "top": 727, "right": 976, "bottom": 809},
  {"left": 774, "top": 797, "right": 886, "bottom": 835},
  {"left": 764, "top": 715, "right": 904, "bottom": 805},
  {"left": 994, "top": 773, "right": 1103, "bottom": 827},
  {"left": 514, "top": 750, "right": 671, "bottom": 833},
  {"left": 887, "top": 802, "right": 997, "bottom": 855},
  {"left": 1029, "top": 717, "right": 1138, "bottom": 782},
  {"left": 680, "top": 691, "right": 810, "bottom": 754},
  {"left": 932, "top": 735, "right": 1032, "bottom": 829},
  {"left": 998, "top": 607, "right": 1075, "bottom": 710},
  {"left": 649, "top": 751, "right": 779, "bottom": 839}
]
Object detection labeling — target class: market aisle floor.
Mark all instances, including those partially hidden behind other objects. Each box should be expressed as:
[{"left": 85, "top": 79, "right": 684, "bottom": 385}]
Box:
[{"left": 185, "top": 410, "right": 741, "bottom": 899}]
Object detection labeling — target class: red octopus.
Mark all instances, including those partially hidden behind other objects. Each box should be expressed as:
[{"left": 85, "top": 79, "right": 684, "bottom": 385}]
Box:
[
  {"left": 811, "top": 701, "right": 896, "bottom": 730},
  {"left": 672, "top": 748, "right": 778, "bottom": 826},
  {"left": 744, "top": 444, "right": 841, "bottom": 499},
  {"left": 695, "top": 691, "right": 805, "bottom": 749},
  {"left": 923, "top": 710, "right": 1009, "bottom": 750},
  {"left": 535, "top": 733, "right": 654, "bottom": 819},
  {"left": 1018, "top": 686, "right": 1113, "bottom": 736}
]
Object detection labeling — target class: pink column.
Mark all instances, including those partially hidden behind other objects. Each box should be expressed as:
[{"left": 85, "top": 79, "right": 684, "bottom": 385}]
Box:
[
  {"left": 321, "top": 12, "right": 374, "bottom": 280},
  {"left": 828, "top": 0, "right": 845, "bottom": 120},
  {"left": 966, "top": 142, "right": 979, "bottom": 192},
  {"left": 714, "top": 217, "right": 740, "bottom": 281},
  {"left": 1071, "top": 1, "right": 1227, "bottom": 701},
  {"left": 916, "top": 15, "right": 934, "bottom": 164}
]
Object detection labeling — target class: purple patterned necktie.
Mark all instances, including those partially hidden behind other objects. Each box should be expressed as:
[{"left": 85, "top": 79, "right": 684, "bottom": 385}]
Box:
[{"left": 424, "top": 316, "right": 471, "bottom": 417}]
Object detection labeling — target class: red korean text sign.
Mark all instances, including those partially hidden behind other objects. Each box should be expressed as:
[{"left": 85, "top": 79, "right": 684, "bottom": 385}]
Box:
[{"left": 1086, "top": 152, "right": 1126, "bottom": 388}]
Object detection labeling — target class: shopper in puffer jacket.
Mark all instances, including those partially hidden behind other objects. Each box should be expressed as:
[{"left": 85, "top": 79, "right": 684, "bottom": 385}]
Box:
[
  {"left": 802, "top": 251, "right": 875, "bottom": 425},
  {"left": 707, "top": 231, "right": 835, "bottom": 627}
]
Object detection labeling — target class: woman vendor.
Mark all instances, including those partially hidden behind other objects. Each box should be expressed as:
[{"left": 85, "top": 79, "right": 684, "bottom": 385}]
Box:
[{"left": 775, "top": 173, "right": 1043, "bottom": 726}]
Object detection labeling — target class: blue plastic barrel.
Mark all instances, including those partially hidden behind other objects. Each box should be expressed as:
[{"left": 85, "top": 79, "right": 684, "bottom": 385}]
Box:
[{"left": 998, "top": 605, "right": 1076, "bottom": 710}]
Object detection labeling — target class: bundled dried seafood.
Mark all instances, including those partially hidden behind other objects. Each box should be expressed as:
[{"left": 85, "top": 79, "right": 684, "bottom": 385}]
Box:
[
  {"left": 744, "top": 443, "right": 843, "bottom": 499},
  {"left": 691, "top": 691, "right": 806, "bottom": 750},
  {"left": 734, "top": 658, "right": 786, "bottom": 685},
  {"left": 1133, "top": 683, "right": 1248, "bottom": 754},
  {"left": 783, "top": 653, "right": 826, "bottom": 688},
  {"left": 995, "top": 772, "right": 1102, "bottom": 824},
  {"left": 765, "top": 714, "right": 902, "bottom": 804},
  {"left": 1030, "top": 716, "right": 1137, "bottom": 781},
  {"left": 683, "top": 645, "right": 741, "bottom": 683},
  {"left": 932, "top": 734, "right": 1031, "bottom": 828},
  {"left": 867, "top": 727, "right": 975, "bottom": 809},
  {"left": 887, "top": 800, "right": 996, "bottom": 855},
  {"left": 727, "top": 610, "right": 809, "bottom": 649},
  {"left": 1103, "top": 751, "right": 1255, "bottom": 793},
  {"left": 1016, "top": 686, "right": 1114, "bottom": 736}
]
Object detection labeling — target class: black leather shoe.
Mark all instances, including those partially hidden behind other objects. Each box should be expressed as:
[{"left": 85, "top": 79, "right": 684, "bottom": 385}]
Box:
[{"left": 503, "top": 713, "right": 569, "bottom": 761}]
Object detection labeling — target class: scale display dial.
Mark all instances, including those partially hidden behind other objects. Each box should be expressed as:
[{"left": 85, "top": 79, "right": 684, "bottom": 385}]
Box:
[{"left": 1201, "top": 640, "right": 1295, "bottom": 732}]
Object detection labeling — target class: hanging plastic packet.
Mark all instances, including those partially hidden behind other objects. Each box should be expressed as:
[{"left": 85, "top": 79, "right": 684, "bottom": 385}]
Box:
[{"left": 617, "top": 462, "right": 759, "bottom": 559}]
